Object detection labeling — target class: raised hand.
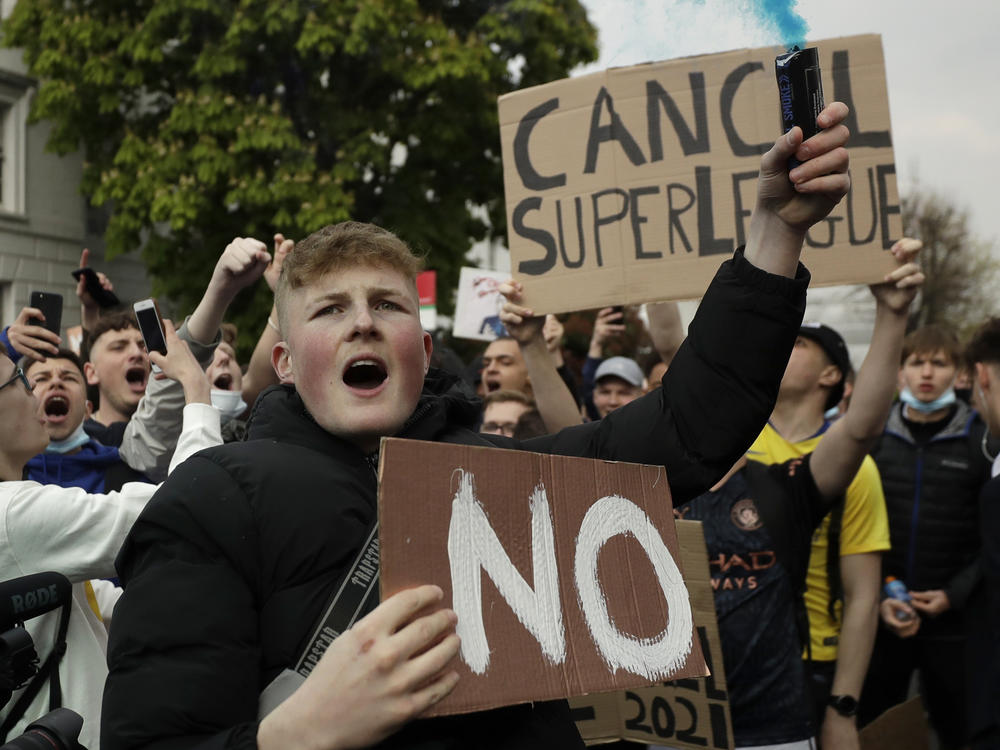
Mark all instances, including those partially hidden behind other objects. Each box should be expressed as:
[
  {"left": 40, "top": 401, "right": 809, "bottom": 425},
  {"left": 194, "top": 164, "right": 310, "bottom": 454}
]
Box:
[
  {"left": 7, "top": 306, "right": 61, "bottom": 362},
  {"left": 498, "top": 279, "right": 545, "bottom": 344},
  {"left": 869, "top": 238, "right": 924, "bottom": 313},
  {"left": 264, "top": 233, "right": 295, "bottom": 292},
  {"left": 210, "top": 237, "right": 272, "bottom": 300},
  {"left": 755, "top": 101, "right": 851, "bottom": 233}
]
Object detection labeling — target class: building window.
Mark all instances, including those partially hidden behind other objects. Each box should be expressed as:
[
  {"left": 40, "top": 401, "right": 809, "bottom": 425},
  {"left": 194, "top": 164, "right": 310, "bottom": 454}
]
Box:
[{"left": 0, "top": 82, "right": 27, "bottom": 215}]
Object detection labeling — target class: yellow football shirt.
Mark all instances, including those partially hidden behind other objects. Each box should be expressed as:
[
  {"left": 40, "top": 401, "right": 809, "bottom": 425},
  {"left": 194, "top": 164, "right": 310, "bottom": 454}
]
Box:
[{"left": 748, "top": 422, "right": 889, "bottom": 661}]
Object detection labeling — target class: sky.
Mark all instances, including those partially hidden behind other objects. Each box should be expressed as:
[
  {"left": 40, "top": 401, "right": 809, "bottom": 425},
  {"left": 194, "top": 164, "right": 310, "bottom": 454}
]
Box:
[{"left": 575, "top": 0, "right": 1000, "bottom": 249}]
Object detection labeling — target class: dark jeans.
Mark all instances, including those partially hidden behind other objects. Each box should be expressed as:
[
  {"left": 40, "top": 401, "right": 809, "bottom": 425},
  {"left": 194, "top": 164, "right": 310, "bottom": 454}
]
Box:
[{"left": 859, "top": 625, "right": 967, "bottom": 749}]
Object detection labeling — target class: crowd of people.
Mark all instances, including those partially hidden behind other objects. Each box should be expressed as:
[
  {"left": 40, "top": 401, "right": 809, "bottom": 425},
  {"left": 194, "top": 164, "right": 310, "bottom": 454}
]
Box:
[{"left": 0, "top": 97, "right": 998, "bottom": 750}]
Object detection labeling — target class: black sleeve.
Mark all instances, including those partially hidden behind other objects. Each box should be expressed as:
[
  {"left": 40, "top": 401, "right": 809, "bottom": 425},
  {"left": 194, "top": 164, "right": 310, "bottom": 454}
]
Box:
[
  {"left": 102, "top": 456, "right": 262, "bottom": 750},
  {"left": 520, "top": 248, "right": 809, "bottom": 504}
]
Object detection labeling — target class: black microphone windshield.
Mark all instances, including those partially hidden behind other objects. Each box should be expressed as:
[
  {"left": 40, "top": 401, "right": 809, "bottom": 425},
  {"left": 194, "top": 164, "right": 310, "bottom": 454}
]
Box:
[{"left": 0, "top": 572, "right": 72, "bottom": 629}]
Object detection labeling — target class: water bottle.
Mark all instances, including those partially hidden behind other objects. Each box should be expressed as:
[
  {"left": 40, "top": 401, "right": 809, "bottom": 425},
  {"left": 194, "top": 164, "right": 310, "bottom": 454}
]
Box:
[{"left": 883, "top": 576, "right": 913, "bottom": 621}]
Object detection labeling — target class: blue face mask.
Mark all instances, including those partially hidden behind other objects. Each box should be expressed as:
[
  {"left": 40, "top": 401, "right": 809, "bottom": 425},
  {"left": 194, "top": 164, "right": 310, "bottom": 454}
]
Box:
[
  {"left": 899, "top": 386, "right": 956, "bottom": 414},
  {"left": 46, "top": 422, "right": 91, "bottom": 454}
]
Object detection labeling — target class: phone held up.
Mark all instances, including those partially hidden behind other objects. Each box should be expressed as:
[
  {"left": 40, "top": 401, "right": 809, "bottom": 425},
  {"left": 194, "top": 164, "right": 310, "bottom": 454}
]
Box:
[
  {"left": 28, "top": 291, "right": 63, "bottom": 337},
  {"left": 133, "top": 298, "right": 167, "bottom": 373},
  {"left": 71, "top": 267, "right": 120, "bottom": 309}
]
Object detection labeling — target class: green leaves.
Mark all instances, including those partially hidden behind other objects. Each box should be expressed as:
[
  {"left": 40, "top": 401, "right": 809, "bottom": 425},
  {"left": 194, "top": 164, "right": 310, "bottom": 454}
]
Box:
[{"left": 3, "top": 0, "right": 597, "bottom": 356}]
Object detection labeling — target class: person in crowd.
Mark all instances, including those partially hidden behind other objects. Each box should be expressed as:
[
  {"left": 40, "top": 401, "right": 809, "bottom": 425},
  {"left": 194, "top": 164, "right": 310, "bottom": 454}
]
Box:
[
  {"left": 102, "top": 101, "right": 851, "bottom": 750},
  {"left": 859, "top": 324, "right": 991, "bottom": 749},
  {"left": 745, "top": 311, "right": 890, "bottom": 750},
  {"left": 592, "top": 356, "right": 645, "bottom": 418},
  {"left": 82, "top": 312, "right": 151, "bottom": 441},
  {"left": 480, "top": 335, "right": 532, "bottom": 396},
  {"left": 666, "top": 240, "right": 922, "bottom": 750},
  {"left": 581, "top": 306, "right": 626, "bottom": 419},
  {"left": 513, "top": 408, "right": 547, "bottom": 440},
  {"left": 0, "top": 326, "right": 220, "bottom": 747},
  {"left": 23, "top": 349, "right": 146, "bottom": 492},
  {"left": 480, "top": 389, "right": 536, "bottom": 437},
  {"left": 964, "top": 317, "right": 1000, "bottom": 750}
]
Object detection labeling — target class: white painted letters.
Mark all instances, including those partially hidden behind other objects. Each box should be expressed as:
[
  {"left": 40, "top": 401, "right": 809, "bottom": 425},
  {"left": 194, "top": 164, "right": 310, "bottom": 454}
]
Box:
[
  {"left": 575, "top": 495, "right": 693, "bottom": 680},
  {"left": 447, "top": 470, "right": 566, "bottom": 674},
  {"left": 447, "top": 472, "right": 692, "bottom": 681}
]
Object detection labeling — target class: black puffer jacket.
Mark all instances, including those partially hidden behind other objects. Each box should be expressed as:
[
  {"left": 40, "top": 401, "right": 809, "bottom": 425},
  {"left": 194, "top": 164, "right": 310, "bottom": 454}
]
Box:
[
  {"left": 873, "top": 400, "right": 990, "bottom": 611},
  {"left": 102, "top": 250, "right": 808, "bottom": 750}
]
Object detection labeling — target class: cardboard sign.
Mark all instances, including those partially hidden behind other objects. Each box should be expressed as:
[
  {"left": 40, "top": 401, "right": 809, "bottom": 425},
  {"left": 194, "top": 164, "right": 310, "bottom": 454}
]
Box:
[
  {"left": 498, "top": 34, "right": 901, "bottom": 314},
  {"left": 378, "top": 438, "right": 706, "bottom": 717},
  {"left": 570, "top": 520, "right": 734, "bottom": 749},
  {"left": 451, "top": 266, "right": 510, "bottom": 341},
  {"left": 859, "top": 697, "right": 930, "bottom": 750}
]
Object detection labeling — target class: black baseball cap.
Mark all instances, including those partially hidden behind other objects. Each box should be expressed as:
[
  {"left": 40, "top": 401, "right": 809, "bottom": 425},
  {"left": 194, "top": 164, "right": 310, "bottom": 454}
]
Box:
[{"left": 798, "top": 321, "right": 852, "bottom": 410}]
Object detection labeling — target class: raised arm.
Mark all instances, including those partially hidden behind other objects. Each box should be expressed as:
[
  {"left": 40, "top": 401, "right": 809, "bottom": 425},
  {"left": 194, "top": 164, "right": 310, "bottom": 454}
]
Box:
[
  {"left": 186, "top": 237, "right": 271, "bottom": 346},
  {"left": 498, "top": 280, "right": 583, "bottom": 432},
  {"left": 646, "top": 301, "right": 684, "bottom": 370},
  {"left": 119, "top": 240, "right": 268, "bottom": 478},
  {"left": 241, "top": 233, "right": 293, "bottom": 410},
  {"left": 810, "top": 239, "right": 924, "bottom": 498}
]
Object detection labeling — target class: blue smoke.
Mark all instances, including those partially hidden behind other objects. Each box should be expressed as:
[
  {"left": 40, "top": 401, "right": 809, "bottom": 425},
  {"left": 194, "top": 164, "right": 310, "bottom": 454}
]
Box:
[{"left": 755, "top": 0, "right": 809, "bottom": 49}]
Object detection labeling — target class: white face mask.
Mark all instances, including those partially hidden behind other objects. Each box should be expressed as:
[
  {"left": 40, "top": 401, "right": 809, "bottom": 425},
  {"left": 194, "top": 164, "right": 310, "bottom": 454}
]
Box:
[
  {"left": 46, "top": 421, "right": 91, "bottom": 454},
  {"left": 210, "top": 388, "right": 247, "bottom": 424},
  {"left": 899, "top": 386, "right": 956, "bottom": 414}
]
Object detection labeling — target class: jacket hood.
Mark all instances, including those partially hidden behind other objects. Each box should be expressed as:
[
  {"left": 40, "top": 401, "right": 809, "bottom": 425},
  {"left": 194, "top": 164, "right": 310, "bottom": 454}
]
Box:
[
  {"left": 25, "top": 439, "right": 123, "bottom": 493},
  {"left": 246, "top": 368, "right": 482, "bottom": 451}
]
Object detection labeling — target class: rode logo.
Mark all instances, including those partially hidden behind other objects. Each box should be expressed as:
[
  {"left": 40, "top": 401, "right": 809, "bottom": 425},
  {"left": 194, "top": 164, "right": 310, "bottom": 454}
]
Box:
[{"left": 10, "top": 584, "right": 60, "bottom": 614}]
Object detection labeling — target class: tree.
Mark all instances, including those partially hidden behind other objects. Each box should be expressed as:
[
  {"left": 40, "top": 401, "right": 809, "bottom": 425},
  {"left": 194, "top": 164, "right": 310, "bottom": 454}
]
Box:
[
  {"left": 901, "top": 188, "right": 1000, "bottom": 334},
  {"left": 2, "top": 0, "right": 597, "bottom": 352}
]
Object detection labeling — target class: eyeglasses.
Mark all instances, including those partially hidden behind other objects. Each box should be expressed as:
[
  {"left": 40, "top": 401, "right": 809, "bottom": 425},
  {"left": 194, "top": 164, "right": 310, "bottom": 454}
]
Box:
[{"left": 0, "top": 364, "right": 31, "bottom": 395}]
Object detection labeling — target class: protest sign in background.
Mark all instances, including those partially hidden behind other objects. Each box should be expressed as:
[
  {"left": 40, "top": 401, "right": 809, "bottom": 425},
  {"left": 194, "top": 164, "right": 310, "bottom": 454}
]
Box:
[
  {"left": 378, "top": 438, "right": 706, "bottom": 717},
  {"left": 451, "top": 266, "right": 510, "bottom": 341},
  {"left": 499, "top": 34, "right": 900, "bottom": 314}
]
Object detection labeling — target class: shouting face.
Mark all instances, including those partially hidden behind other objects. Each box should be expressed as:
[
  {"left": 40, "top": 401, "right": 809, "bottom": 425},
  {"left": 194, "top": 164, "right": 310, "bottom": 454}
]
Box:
[{"left": 273, "top": 263, "right": 432, "bottom": 453}]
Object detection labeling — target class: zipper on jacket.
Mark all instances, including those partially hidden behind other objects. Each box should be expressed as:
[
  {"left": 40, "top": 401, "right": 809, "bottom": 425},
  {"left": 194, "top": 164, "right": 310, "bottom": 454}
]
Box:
[{"left": 905, "top": 448, "right": 924, "bottom": 583}]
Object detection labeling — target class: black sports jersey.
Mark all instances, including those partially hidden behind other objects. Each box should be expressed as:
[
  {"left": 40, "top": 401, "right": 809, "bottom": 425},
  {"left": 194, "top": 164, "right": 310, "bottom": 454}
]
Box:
[{"left": 678, "top": 458, "right": 826, "bottom": 746}]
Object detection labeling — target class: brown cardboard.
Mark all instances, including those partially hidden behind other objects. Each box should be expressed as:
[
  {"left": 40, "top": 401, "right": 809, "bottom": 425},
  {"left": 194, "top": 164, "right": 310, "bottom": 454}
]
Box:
[
  {"left": 378, "top": 438, "right": 706, "bottom": 717},
  {"left": 570, "top": 520, "right": 734, "bottom": 749},
  {"left": 859, "top": 697, "right": 930, "bottom": 750},
  {"left": 498, "top": 34, "right": 900, "bottom": 314}
]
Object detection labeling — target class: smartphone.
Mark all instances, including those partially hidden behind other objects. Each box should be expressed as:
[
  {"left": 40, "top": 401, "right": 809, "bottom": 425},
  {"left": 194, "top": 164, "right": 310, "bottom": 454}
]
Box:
[
  {"left": 28, "top": 291, "right": 63, "bottom": 336},
  {"left": 71, "top": 267, "right": 121, "bottom": 309},
  {"left": 133, "top": 298, "right": 167, "bottom": 372}
]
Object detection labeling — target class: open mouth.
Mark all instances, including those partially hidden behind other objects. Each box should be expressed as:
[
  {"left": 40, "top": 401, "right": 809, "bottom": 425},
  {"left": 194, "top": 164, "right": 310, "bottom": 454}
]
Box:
[
  {"left": 43, "top": 394, "right": 70, "bottom": 419},
  {"left": 214, "top": 373, "right": 234, "bottom": 390},
  {"left": 126, "top": 366, "right": 148, "bottom": 392},
  {"left": 485, "top": 379, "right": 501, "bottom": 393},
  {"left": 343, "top": 358, "right": 388, "bottom": 391}
]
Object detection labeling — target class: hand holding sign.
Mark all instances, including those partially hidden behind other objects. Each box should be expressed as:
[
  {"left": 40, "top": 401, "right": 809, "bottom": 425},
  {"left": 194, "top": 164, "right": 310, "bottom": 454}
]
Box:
[{"left": 258, "top": 585, "right": 461, "bottom": 750}]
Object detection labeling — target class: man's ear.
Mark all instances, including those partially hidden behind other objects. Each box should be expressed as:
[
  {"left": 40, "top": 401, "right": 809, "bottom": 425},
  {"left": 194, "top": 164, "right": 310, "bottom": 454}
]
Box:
[
  {"left": 422, "top": 331, "right": 433, "bottom": 375},
  {"left": 84, "top": 361, "right": 99, "bottom": 387},
  {"left": 272, "top": 341, "right": 295, "bottom": 384},
  {"left": 818, "top": 364, "right": 843, "bottom": 390},
  {"left": 975, "top": 362, "right": 992, "bottom": 392}
]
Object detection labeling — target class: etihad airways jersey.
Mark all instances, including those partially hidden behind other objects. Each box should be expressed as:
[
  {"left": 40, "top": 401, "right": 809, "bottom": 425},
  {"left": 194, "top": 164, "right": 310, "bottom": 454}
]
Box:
[{"left": 678, "top": 457, "right": 826, "bottom": 747}]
